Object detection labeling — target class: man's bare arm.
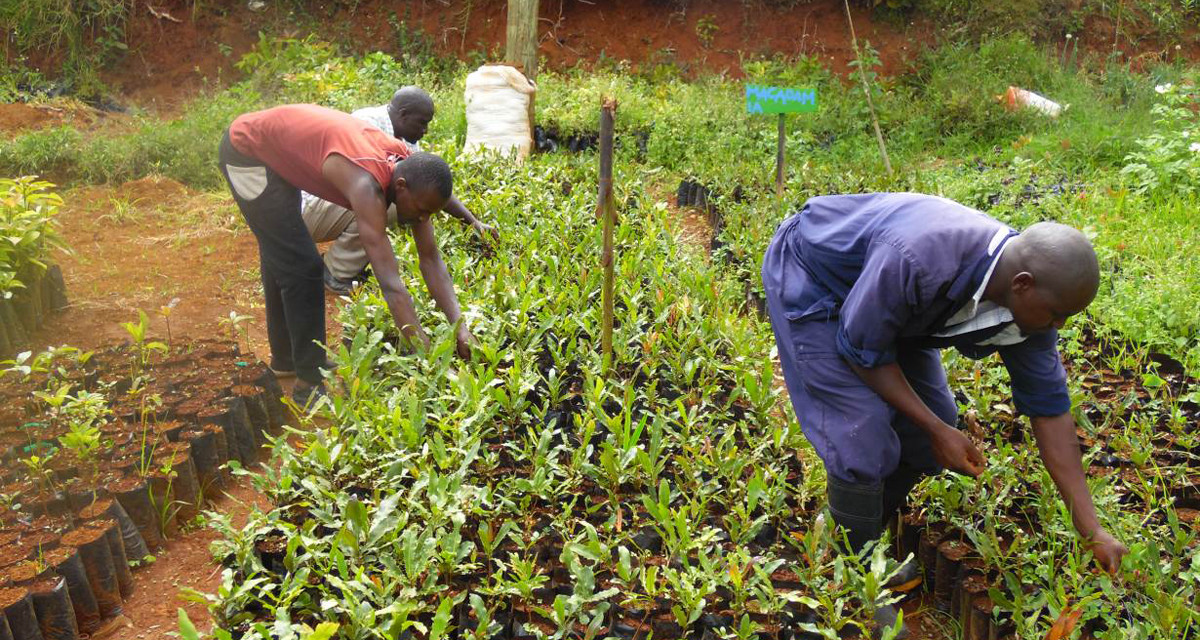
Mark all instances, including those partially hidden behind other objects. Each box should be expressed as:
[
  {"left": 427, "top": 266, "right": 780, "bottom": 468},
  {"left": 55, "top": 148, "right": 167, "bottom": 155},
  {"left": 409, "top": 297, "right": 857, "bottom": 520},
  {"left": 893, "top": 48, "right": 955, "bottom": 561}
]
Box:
[
  {"left": 850, "top": 361, "right": 986, "bottom": 476},
  {"left": 411, "top": 218, "right": 473, "bottom": 358},
  {"left": 443, "top": 196, "right": 477, "bottom": 226},
  {"left": 411, "top": 217, "right": 461, "bottom": 324},
  {"left": 1031, "top": 412, "right": 1127, "bottom": 573},
  {"left": 444, "top": 196, "right": 497, "bottom": 240},
  {"left": 321, "top": 154, "right": 428, "bottom": 350}
]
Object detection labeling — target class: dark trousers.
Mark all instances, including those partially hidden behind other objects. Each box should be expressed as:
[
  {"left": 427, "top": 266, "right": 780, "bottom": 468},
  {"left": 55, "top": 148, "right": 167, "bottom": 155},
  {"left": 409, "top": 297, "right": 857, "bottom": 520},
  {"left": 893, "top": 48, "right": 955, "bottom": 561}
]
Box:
[
  {"left": 763, "top": 234, "right": 959, "bottom": 551},
  {"left": 218, "top": 131, "right": 326, "bottom": 384}
]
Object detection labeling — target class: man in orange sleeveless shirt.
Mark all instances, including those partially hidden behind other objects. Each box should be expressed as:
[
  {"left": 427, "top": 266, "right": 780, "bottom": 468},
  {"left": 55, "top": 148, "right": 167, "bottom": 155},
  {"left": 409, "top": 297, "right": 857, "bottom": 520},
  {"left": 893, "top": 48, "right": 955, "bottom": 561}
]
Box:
[{"left": 219, "top": 104, "right": 474, "bottom": 403}]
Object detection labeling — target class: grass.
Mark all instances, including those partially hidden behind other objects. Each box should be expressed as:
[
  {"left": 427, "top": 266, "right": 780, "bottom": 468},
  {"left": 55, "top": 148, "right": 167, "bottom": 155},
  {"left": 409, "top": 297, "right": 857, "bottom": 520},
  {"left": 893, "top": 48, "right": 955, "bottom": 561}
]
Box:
[
  {"left": 0, "top": 0, "right": 132, "bottom": 98},
  {"left": 2, "top": 26, "right": 1199, "bottom": 638}
]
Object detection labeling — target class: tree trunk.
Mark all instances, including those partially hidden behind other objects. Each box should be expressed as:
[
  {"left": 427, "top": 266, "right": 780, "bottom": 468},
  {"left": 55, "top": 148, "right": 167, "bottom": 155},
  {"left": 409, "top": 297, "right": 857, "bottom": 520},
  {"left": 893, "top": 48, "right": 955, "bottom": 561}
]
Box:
[
  {"left": 505, "top": 0, "right": 539, "bottom": 82},
  {"left": 506, "top": 0, "right": 539, "bottom": 134}
]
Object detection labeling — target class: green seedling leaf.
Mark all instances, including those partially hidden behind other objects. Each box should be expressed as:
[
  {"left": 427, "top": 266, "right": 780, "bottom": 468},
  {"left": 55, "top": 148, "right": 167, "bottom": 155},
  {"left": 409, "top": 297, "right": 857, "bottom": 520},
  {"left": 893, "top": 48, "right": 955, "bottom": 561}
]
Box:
[
  {"left": 368, "top": 492, "right": 403, "bottom": 544},
  {"left": 428, "top": 596, "right": 456, "bottom": 640},
  {"left": 304, "top": 622, "right": 339, "bottom": 640},
  {"left": 345, "top": 499, "right": 368, "bottom": 538},
  {"left": 1141, "top": 373, "right": 1166, "bottom": 389},
  {"left": 178, "top": 609, "right": 201, "bottom": 640}
]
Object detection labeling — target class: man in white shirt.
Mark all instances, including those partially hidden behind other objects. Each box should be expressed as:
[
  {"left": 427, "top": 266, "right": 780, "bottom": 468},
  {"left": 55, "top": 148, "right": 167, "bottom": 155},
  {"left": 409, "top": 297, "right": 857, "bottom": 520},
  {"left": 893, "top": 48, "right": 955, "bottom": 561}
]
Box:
[{"left": 302, "top": 86, "right": 497, "bottom": 294}]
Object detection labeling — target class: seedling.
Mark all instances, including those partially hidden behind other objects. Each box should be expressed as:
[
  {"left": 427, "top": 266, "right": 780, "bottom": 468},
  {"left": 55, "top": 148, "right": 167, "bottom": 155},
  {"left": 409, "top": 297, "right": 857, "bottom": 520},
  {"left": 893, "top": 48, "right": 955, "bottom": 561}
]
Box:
[
  {"left": 121, "top": 309, "right": 168, "bottom": 378},
  {"left": 218, "top": 310, "right": 253, "bottom": 355},
  {"left": 158, "top": 297, "right": 180, "bottom": 348}
]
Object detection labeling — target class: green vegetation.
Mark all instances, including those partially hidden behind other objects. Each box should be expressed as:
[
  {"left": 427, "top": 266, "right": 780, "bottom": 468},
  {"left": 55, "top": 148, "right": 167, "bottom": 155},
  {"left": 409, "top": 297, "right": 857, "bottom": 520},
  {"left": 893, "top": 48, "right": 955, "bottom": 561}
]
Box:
[
  {"left": 3, "top": 15, "right": 1200, "bottom": 639},
  {"left": 0, "top": 176, "right": 65, "bottom": 298},
  {"left": 0, "top": 0, "right": 132, "bottom": 97}
]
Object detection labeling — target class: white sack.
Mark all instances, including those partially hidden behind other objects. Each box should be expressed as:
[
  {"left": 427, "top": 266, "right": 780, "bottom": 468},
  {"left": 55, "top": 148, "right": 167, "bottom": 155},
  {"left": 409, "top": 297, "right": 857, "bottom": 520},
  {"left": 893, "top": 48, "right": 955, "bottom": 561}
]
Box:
[{"left": 464, "top": 64, "right": 536, "bottom": 161}]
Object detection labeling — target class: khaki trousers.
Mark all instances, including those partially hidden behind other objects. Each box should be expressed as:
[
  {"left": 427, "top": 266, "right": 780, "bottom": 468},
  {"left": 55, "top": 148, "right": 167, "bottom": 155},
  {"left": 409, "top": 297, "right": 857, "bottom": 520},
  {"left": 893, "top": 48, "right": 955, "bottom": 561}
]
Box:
[{"left": 301, "top": 197, "right": 399, "bottom": 280}]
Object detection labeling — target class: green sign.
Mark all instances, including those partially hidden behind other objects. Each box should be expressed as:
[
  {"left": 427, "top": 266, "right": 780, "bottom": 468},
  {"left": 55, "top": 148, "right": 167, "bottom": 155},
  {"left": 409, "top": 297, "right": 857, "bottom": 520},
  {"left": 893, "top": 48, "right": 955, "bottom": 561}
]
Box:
[{"left": 746, "top": 85, "right": 818, "bottom": 114}]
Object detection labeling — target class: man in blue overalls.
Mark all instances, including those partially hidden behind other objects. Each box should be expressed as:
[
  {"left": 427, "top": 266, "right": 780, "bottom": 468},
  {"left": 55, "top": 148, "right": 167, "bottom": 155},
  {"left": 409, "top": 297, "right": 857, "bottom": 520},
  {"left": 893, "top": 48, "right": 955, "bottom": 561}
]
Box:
[{"left": 762, "top": 193, "right": 1127, "bottom": 638}]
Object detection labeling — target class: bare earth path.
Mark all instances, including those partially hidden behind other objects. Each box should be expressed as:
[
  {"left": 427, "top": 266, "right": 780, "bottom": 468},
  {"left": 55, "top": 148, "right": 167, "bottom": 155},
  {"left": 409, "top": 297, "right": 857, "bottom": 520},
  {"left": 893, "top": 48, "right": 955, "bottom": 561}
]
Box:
[{"left": 24, "top": 175, "right": 345, "bottom": 638}]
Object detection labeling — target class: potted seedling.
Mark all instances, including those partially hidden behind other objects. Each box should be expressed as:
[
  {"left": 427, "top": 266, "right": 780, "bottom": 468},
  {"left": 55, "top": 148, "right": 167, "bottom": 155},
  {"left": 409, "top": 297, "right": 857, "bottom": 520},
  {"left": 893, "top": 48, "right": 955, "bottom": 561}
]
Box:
[
  {"left": 121, "top": 309, "right": 168, "bottom": 380},
  {"left": 59, "top": 413, "right": 102, "bottom": 480},
  {"left": 157, "top": 297, "right": 180, "bottom": 350},
  {"left": 20, "top": 452, "right": 57, "bottom": 493},
  {"left": 218, "top": 310, "right": 253, "bottom": 356}
]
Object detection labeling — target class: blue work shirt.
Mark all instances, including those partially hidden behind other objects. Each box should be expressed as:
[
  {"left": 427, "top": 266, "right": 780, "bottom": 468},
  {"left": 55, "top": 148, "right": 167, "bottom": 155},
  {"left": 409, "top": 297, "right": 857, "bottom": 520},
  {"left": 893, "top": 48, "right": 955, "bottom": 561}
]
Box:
[{"left": 765, "top": 193, "right": 1071, "bottom": 417}]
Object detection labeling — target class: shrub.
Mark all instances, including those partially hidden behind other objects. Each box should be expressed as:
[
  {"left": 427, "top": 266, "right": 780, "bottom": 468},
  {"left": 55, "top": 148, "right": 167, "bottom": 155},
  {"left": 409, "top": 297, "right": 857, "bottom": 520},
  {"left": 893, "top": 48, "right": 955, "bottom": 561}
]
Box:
[
  {"left": 0, "top": 176, "right": 66, "bottom": 297},
  {"left": 1121, "top": 80, "right": 1200, "bottom": 194}
]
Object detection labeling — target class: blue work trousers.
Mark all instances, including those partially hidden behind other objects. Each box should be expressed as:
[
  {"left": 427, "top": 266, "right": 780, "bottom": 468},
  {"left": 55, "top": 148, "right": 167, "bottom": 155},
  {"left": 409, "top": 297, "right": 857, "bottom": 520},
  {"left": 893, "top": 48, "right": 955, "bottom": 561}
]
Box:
[{"left": 763, "top": 249, "right": 957, "bottom": 485}]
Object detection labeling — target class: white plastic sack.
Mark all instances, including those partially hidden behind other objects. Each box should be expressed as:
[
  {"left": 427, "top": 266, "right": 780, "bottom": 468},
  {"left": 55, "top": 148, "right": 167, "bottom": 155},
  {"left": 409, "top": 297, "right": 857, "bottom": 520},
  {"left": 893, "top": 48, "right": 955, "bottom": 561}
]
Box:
[
  {"left": 997, "top": 86, "right": 1066, "bottom": 117},
  {"left": 464, "top": 65, "right": 536, "bottom": 161}
]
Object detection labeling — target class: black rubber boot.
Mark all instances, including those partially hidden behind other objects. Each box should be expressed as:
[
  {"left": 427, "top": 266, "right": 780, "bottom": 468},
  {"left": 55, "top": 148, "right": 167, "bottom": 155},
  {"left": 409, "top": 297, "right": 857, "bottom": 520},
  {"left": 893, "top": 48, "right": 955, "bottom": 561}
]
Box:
[
  {"left": 882, "top": 464, "right": 926, "bottom": 595},
  {"left": 826, "top": 475, "right": 909, "bottom": 640},
  {"left": 885, "top": 557, "right": 923, "bottom": 592},
  {"left": 882, "top": 464, "right": 926, "bottom": 523},
  {"left": 826, "top": 475, "right": 883, "bottom": 554},
  {"left": 291, "top": 380, "right": 328, "bottom": 409},
  {"left": 323, "top": 265, "right": 356, "bottom": 295},
  {"left": 873, "top": 604, "right": 909, "bottom": 640}
]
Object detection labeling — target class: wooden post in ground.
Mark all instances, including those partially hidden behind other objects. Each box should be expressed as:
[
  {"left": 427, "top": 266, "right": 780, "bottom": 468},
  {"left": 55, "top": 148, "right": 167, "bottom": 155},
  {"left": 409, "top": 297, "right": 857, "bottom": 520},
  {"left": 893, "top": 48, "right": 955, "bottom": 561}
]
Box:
[
  {"left": 506, "top": 0, "right": 540, "bottom": 134},
  {"left": 598, "top": 98, "right": 618, "bottom": 376},
  {"left": 506, "top": 0, "right": 539, "bottom": 81}
]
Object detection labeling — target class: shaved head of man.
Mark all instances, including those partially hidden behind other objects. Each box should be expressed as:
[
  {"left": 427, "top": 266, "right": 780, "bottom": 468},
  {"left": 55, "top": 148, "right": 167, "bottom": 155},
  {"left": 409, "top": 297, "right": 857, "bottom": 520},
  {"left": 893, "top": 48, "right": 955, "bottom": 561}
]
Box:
[
  {"left": 388, "top": 86, "right": 435, "bottom": 143},
  {"left": 987, "top": 221, "right": 1100, "bottom": 335}
]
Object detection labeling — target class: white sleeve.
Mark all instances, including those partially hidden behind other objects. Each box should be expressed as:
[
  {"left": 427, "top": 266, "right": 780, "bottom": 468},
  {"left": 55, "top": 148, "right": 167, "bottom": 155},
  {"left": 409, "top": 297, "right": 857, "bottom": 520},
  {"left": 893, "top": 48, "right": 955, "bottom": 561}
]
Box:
[{"left": 351, "top": 105, "right": 392, "bottom": 137}]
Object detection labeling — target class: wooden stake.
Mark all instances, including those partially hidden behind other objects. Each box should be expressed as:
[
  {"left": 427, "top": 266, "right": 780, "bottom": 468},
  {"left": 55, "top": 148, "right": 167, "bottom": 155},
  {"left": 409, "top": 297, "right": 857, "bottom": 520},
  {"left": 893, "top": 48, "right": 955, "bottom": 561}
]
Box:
[
  {"left": 1112, "top": 0, "right": 1123, "bottom": 58},
  {"left": 843, "top": 0, "right": 892, "bottom": 174},
  {"left": 776, "top": 113, "right": 786, "bottom": 203},
  {"left": 598, "top": 98, "right": 618, "bottom": 376}
]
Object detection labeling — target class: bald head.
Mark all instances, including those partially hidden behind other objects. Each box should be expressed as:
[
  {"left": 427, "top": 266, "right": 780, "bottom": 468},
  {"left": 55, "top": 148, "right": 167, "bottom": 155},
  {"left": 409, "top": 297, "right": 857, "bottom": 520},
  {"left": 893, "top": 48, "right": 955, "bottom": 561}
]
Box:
[
  {"left": 390, "top": 86, "right": 434, "bottom": 114},
  {"left": 387, "top": 86, "right": 435, "bottom": 143},
  {"left": 1009, "top": 222, "right": 1100, "bottom": 306},
  {"left": 988, "top": 220, "right": 1100, "bottom": 334}
]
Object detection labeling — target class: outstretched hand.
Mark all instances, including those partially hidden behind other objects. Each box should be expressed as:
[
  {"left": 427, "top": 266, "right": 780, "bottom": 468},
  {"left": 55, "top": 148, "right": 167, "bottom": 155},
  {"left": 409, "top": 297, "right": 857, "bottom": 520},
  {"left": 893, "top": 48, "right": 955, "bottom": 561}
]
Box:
[
  {"left": 932, "top": 426, "right": 986, "bottom": 477},
  {"left": 472, "top": 220, "right": 499, "bottom": 242},
  {"left": 455, "top": 324, "right": 476, "bottom": 360},
  {"left": 1087, "top": 529, "right": 1128, "bottom": 575}
]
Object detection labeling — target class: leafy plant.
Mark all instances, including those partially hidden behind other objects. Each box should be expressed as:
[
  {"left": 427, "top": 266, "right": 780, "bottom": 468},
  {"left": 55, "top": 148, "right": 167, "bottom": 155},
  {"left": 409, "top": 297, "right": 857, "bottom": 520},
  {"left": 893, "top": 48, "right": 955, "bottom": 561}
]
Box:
[
  {"left": 1122, "top": 81, "right": 1200, "bottom": 194},
  {"left": 218, "top": 310, "right": 252, "bottom": 355},
  {"left": 0, "top": 176, "right": 67, "bottom": 300}
]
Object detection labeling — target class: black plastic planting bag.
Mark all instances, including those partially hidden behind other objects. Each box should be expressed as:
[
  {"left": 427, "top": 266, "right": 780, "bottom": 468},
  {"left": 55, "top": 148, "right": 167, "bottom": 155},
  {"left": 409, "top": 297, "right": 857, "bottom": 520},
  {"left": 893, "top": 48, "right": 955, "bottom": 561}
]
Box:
[
  {"left": 0, "top": 317, "right": 12, "bottom": 360},
  {"left": 0, "top": 613, "right": 14, "bottom": 640},
  {"left": 226, "top": 397, "right": 258, "bottom": 463},
  {"left": 65, "top": 487, "right": 100, "bottom": 513},
  {"left": 199, "top": 398, "right": 256, "bottom": 464},
  {"left": 104, "top": 499, "right": 150, "bottom": 564},
  {"left": 0, "top": 588, "right": 43, "bottom": 640},
  {"left": 47, "top": 548, "right": 99, "bottom": 636},
  {"left": 183, "top": 428, "right": 221, "bottom": 495},
  {"left": 108, "top": 478, "right": 162, "bottom": 551},
  {"left": 12, "top": 275, "right": 43, "bottom": 335},
  {"left": 60, "top": 526, "right": 121, "bottom": 619},
  {"left": 251, "top": 365, "right": 285, "bottom": 430},
  {"left": 0, "top": 299, "right": 27, "bottom": 351},
  {"left": 235, "top": 387, "right": 269, "bottom": 445},
  {"left": 163, "top": 452, "right": 201, "bottom": 522},
  {"left": 44, "top": 266, "right": 68, "bottom": 311},
  {"left": 29, "top": 578, "right": 78, "bottom": 640},
  {"left": 146, "top": 473, "right": 176, "bottom": 536},
  {"left": 97, "top": 522, "right": 133, "bottom": 599}
]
